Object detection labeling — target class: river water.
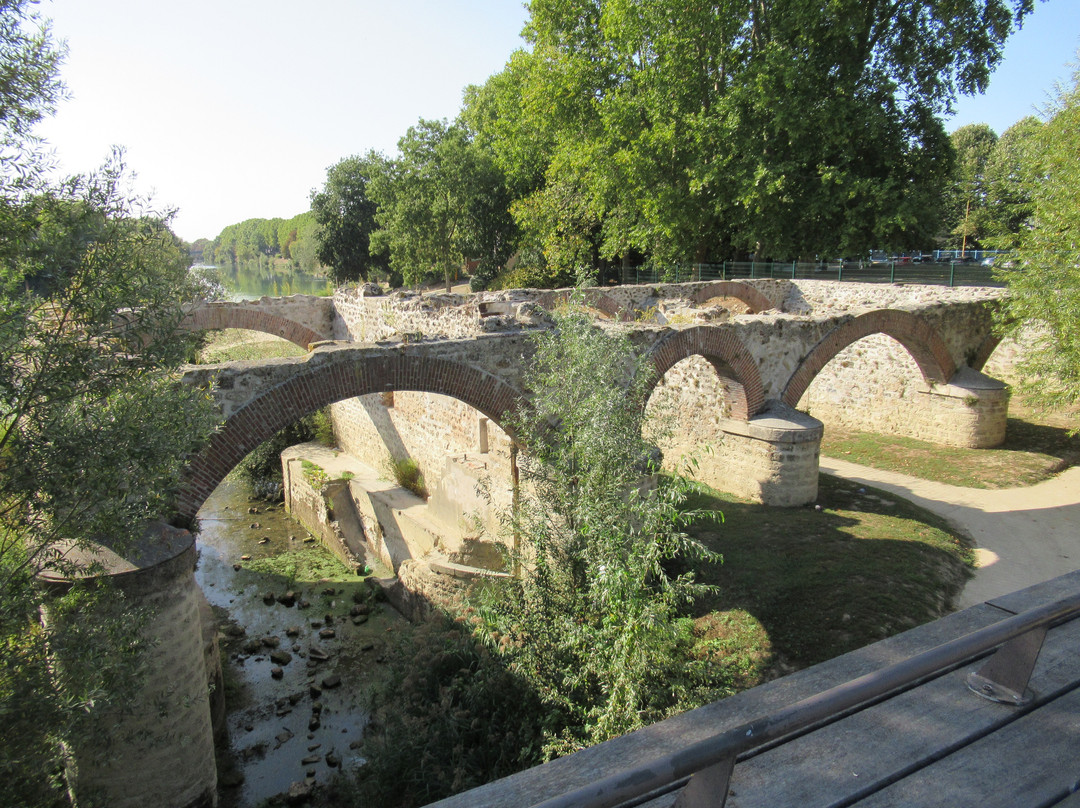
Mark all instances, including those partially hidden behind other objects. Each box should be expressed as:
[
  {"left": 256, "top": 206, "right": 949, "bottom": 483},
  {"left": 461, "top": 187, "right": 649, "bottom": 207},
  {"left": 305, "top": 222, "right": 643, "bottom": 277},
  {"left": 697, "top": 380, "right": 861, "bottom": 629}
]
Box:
[{"left": 194, "top": 477, "right": 403, "bottom": 806}]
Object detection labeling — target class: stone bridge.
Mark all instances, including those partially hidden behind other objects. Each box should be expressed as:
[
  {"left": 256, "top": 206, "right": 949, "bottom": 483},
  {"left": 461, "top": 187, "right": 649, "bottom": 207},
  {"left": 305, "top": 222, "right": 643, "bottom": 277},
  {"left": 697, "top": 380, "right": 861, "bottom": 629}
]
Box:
[
  {"left": 176, "top": 280, "right": 1007, "bottom": 523},
  {"left": 180, "top": 295, "right": 336, "bottom": 348}
]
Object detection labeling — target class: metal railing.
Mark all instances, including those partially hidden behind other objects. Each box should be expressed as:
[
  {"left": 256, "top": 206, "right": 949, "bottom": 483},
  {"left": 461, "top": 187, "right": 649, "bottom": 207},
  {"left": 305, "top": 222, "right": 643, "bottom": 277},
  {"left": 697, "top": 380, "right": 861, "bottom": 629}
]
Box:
[
  {"left": 620, "top": 261, "right": 1002, "bottom": 288},
  {"left": 528, "top": 590, "right": 1080, "bottom": 808}
]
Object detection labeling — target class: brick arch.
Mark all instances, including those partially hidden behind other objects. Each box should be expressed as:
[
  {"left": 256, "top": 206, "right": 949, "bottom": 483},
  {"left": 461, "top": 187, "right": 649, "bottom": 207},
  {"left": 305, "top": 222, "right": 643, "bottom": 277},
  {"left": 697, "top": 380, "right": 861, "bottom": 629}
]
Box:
[
  {"left": 691, "top": 281, "right": 774, "bottom": 314},
  {"left": 646, "top": 326, "right": 765, "bottom": 420},
  {"left": 175, "top": 355, "right": 524, "bottom": 523},
  {"left": 180, "top": 305, "right": 323, "bottom": 349},
  {"left": 970, "top": 332, "right": 1003, "bottom": 372},
  {"left": 782, "top": 310, "right": 957, "bottom": 408},
  {"left": 536, "top": 289, "right": 633, "bottom": 322}
]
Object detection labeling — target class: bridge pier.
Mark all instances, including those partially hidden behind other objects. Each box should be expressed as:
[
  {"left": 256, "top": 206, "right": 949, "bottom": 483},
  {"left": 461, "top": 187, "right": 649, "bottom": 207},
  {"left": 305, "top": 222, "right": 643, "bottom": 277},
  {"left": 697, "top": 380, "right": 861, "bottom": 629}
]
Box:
[
  {"left": 39, "top": 524, "right": 218, "bottom": 808},
  {"left": 915, "top": 367, "right": 1010, "bottom": 449},
  {"left": 684, "top": 403, "right": 824, "bottom": 507}
]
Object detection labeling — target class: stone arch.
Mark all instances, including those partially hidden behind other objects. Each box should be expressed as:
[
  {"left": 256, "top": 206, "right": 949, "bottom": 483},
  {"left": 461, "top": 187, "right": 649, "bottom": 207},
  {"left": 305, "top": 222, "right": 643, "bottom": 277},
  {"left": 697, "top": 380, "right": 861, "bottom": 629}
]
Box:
[
  {"left": 180, "top": 305, "right": 323, "bottom": 349},
  {"left": 782, "top": 309, "right": 957, "bottom": 408},
  {"left": 646, "top": 326, "right": 765, "bottom": 420},
  {"left": 536, "top": 289, "right": 633, "bottom": 322},
  {"left": 176, "top": 355, "right": 524, "bottom": 522},
  {"left": 691, "top": 281, "right": 774, "bottom": 314}
]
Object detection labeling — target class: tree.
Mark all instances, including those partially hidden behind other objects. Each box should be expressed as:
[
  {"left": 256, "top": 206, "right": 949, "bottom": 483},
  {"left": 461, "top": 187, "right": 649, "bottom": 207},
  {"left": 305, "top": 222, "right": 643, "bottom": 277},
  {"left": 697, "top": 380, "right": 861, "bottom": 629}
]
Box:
[
  {"left": 982, "top": 116, "right": 1043, "bottom": 250},
  {"left": 477, "top": 303, "right": 720, "bottom": 755},
  {"left": 471, "top": 0, "right": 1034, "bottom": 272},
  {"left": 943, "top": 124, "right": 999, "bottom": 251},
  {"left": 310, "top": 153, "right": 389, "bottom": 284},
  {"left": 368, "top": 119, "right": 514, "bottom": 293},
  {"left": 997, "top": 63, "right": 1080, "bottom": 413},
  {"left": 0, "top": 4, "right": 219, "bottom": 802}
]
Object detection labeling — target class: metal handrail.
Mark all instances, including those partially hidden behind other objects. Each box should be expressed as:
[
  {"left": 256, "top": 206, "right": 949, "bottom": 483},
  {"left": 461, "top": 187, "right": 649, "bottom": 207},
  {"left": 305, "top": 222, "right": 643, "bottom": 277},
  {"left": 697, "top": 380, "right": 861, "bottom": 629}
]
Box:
[{"left": 531, "top": 590, "right": 1080, "bottom": 808}]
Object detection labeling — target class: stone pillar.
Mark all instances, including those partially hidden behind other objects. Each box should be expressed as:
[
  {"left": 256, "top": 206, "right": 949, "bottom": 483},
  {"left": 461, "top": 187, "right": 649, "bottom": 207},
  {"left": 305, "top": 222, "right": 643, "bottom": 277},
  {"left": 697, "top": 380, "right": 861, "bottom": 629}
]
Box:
[
  {"left": 690, "top": 403, "right": 823, "bottom": 507},
  {"left": 40, "top": 524, "right": 218, "bottom": 808},
  {"left": 916, "top": 367, "right": 1009, "bottom": 449}
]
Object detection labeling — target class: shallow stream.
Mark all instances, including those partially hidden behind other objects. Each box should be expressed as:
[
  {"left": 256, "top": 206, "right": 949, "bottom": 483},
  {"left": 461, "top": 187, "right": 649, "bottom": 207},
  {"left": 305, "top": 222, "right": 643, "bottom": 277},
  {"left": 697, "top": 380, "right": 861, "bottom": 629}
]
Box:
[{"left": 194, "top": 478, "right": 402, "bottom": 806}]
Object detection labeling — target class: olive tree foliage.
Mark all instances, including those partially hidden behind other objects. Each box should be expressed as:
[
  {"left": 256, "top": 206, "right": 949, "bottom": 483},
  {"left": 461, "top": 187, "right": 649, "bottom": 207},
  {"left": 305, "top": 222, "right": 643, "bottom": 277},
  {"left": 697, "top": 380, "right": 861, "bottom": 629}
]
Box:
[
  {"left": 997, "top": 63, "right": 1080, "bottom": 413},
  {"left": 466, "top": 0, "right": 1036, "bottom": 273},
  {"left": 310, "top": 153, "right": 390, "bottom": 284},
  {"left": 0, "top": 4, "right": 219, "bottom": 803},
  {"left": 477, "top": 304, "right": 721, "bottom": 755}
]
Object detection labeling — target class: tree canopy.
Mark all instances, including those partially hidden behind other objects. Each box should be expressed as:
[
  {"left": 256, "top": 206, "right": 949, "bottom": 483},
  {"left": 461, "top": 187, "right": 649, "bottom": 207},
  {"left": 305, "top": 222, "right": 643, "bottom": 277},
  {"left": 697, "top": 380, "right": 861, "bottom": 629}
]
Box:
[
  {"left": 998, "top": 63, "right": 1080, "bottom": 412},
  {"left": 309, "top": 154, "right": 389, "bottom": 284},
  {"left": 459, "top": 0, "right": 1033, "bottom": 275}
]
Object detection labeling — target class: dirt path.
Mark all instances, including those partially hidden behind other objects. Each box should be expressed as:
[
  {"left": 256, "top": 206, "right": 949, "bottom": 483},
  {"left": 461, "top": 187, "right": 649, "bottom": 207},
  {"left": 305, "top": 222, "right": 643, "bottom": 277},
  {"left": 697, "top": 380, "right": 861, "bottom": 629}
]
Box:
[{"left": 819, "top": 457, "right": 1080, "bottom": 609}]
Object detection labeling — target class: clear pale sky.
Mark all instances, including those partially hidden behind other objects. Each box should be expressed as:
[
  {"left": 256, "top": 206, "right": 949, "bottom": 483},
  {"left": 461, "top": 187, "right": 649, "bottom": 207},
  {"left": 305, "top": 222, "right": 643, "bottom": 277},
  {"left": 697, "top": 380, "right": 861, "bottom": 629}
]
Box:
[{"left": 34, "top": 0, "right": 1080, "bottom": 244}]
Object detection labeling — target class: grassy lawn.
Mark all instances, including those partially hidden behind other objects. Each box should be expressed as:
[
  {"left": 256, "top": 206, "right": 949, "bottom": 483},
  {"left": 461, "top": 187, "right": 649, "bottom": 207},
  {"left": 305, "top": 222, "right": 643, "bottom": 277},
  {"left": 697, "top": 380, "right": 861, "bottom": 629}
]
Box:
[
  {"left": 194, "top": 328, "right": 307, "bottom": 363},
  {"left": 683, "top": 474, "right": 973, "bottom": 680},
  {"left": 820, "top": 394, "right": 1080, "bottom": 488}
]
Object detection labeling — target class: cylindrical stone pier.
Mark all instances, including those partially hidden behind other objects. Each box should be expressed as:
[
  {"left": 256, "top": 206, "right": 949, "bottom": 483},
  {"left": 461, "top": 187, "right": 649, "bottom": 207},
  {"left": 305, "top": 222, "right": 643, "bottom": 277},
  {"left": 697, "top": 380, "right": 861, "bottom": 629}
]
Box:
[{"left": 40, "top": 523, "right": 217, "bottom": 808}]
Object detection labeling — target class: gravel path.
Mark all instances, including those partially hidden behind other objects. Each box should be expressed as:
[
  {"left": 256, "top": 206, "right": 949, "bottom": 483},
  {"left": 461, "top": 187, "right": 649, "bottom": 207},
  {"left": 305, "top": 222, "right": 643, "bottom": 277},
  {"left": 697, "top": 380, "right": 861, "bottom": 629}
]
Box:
[{"left": 819, "top": 457, "right": 1080, "bottom": 609}]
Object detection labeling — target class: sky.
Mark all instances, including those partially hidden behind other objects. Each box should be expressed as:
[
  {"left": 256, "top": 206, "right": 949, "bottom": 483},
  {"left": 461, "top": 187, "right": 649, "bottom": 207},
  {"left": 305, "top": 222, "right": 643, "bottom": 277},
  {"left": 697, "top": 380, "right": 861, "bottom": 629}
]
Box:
[{"left": 33, "top": 0, "right": 1080, "bottom": 244}]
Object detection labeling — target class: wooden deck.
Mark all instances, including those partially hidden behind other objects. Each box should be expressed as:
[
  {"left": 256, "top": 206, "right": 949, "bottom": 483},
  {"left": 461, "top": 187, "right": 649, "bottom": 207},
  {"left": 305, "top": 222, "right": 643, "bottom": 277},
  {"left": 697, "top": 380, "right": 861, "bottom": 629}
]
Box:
[{"left": 430, "top": 571, "right": 1080, "bottom": 808}]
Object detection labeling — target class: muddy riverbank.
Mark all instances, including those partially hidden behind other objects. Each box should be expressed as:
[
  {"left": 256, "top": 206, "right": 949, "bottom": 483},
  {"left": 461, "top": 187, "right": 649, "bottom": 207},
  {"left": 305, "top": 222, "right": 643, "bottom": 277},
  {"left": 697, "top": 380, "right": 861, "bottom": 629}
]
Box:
[{"left": 194, "top": 478, "right": 404, "bottom": 806}]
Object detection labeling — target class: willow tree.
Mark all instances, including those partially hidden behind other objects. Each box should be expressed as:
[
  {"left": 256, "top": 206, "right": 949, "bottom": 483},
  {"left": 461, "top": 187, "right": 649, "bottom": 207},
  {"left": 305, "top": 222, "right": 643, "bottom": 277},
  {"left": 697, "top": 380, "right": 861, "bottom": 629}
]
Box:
[{"left": 997, "top": 63, "right": 1080, "bottom": 413}]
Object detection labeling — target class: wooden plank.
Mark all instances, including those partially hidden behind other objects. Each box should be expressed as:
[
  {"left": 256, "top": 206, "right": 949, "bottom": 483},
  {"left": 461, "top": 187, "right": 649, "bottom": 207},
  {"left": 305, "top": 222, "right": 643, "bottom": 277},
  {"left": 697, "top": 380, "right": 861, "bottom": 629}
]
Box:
[
  {"left": 1052, "top": 790, "right": 1080, "bottom": 807},
  {"left": 852, "top": 685, "right": 1080, "bottom": 807},
  {"left": 726, "top": 615, "right": 1080, "bottom": 807},
  {"left": 986, "top": 569, "right": 1080, "bottom": 615}
]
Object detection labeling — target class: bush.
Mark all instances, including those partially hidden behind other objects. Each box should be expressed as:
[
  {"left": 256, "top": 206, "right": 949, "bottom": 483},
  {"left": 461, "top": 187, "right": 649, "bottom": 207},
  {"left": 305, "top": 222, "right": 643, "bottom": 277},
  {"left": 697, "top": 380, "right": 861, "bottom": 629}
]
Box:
[
  {"left": 235, "top": 409, "right": 335, "bottom": 500},
  {"left": 384, "top": 456, "right": 428, "bottom": 499},
  {"left": 325, "top": 618, "right": 545, "bottom": 807}
]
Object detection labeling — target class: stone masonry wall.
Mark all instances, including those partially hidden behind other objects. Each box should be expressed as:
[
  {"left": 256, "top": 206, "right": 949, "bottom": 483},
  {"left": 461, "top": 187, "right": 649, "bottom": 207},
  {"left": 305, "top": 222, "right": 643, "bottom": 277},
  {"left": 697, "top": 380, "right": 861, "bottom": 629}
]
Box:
[
  {"left": 329, "top": 392, "right": 514, "bottom": 522},
  {"left": 799, "top": 333, "right": 1009, "bottom": 448},
  {"left": 50, "top": 532, "right": 217, "bottom": 808}
]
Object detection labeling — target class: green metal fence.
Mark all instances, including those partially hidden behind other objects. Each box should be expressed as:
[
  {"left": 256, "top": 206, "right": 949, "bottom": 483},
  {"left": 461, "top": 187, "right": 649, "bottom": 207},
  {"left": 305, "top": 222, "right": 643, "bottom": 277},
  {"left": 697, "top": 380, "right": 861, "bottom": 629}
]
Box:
[{"left": 620, "top": 261, "right": 1001, "bottom": 288}]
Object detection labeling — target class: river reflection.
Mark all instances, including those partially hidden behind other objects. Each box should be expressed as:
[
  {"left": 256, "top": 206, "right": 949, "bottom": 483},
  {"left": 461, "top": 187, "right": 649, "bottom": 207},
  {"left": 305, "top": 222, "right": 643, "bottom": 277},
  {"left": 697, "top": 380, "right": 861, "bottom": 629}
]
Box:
[
  {"left": 195, "top": 478, "right": 403, "bottom": 806},
  {"left": 206, "top": 262, "right": 335, "bottom": 301}
]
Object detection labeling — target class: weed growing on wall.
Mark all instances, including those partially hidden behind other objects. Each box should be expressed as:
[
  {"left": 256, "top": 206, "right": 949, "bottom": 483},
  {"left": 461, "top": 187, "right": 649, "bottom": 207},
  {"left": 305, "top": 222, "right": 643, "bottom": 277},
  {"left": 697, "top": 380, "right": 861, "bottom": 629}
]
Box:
[{"left": 384, "top": 456, "right": 428, "bottom": 499}]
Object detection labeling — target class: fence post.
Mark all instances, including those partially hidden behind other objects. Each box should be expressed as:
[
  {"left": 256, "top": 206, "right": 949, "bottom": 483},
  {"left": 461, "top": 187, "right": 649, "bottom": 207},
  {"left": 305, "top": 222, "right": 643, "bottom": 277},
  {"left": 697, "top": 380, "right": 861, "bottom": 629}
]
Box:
[
  {"left": 838, "top": 262, "right": 843, "bottom": 282},
  {"left": 949, "top": 263, "right": 956, "bottom": 287},
  {"left": 792, "top": 260, "right": 797, "bottom": 279},
  {"left": 890, "top": 263, "right": 895, "bottom": 283},
  {"left": 750, "top": 261, "right": 755, "bottom": 279}
]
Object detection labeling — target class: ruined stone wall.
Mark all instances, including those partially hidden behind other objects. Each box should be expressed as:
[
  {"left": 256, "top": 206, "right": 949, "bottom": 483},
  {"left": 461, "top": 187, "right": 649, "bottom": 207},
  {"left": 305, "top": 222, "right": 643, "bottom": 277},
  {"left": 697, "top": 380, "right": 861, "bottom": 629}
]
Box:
[
  {"left": 45, "top": 529, "right": 217, "bottom": 808},
  {"left": 798, "top": 333, "right": 1009, "bottom": 447},
  {"left": 329, "top": 392, "right": 514, "bottom": 514}
]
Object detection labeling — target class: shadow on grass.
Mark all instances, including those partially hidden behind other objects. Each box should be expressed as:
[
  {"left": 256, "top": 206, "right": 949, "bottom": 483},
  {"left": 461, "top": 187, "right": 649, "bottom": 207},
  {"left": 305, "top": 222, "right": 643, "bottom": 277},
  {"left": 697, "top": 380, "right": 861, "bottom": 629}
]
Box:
[{"left": 682, "top": 474, "right": 974, "bottom": 672}]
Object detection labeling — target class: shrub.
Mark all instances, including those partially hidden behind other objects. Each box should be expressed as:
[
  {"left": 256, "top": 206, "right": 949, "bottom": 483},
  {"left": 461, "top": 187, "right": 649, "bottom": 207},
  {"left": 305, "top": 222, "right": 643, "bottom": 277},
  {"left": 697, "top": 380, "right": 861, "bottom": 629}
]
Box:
[{"left": 385, "top": 456, "right": 428, "bottom": 499}]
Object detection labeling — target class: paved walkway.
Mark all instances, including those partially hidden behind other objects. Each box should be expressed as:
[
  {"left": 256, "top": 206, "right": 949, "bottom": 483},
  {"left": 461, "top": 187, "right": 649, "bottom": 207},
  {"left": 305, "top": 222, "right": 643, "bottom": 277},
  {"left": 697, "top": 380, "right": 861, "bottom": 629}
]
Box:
[{"left": 819, "top": 457, "right": 1080, "bottom": 608}]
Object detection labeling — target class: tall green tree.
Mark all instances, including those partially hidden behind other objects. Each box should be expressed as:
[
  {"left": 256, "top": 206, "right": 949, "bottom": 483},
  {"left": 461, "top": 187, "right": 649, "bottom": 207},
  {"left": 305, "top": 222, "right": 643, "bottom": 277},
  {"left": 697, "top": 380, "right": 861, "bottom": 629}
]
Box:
[
  {"left": 470, "top": 0, "right": 1034, "bottom": 273},
  {"left": 0, "top": 4, "right": 219, "bottom": 802},
  {"left": 310, "top": 153, "right": 389, "bottom": 284},
  {"left": 982, "top": 116, "right": 1043, "bottom": 250},
  {"left": 370, "top": 119, "right": 513, "bottom": 292},
  {"left": 997, "top": 64, "right": 1080, "bottom": 412},
  {"left": 943, "top": 123, "right": 999, "bottom": 251}
]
